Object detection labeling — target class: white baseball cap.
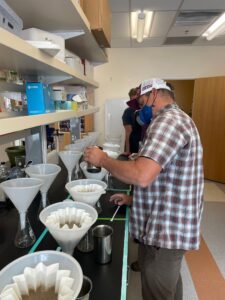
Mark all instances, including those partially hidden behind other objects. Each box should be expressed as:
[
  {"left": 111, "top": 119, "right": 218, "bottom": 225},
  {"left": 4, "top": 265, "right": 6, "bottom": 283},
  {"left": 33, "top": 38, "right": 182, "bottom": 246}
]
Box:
[{"left": 140, "top": 78, "right": 171, "bottom": 95}]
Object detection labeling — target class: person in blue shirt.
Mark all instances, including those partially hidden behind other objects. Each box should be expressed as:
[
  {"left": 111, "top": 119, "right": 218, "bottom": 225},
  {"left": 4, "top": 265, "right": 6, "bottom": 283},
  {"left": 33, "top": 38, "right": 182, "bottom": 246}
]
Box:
[{"left": 122, "top": 87, "right": 142, "bottom": 155}]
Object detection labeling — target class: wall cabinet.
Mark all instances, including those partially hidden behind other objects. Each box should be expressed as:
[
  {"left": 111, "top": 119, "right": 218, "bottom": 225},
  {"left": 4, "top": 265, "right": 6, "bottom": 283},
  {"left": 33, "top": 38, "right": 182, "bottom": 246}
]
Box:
[
  {"left": 6, "top": 0, "right": 108, "bottom": 63},
  {"left": 81, "top": 0, "right": 111, "bottom": 48}
]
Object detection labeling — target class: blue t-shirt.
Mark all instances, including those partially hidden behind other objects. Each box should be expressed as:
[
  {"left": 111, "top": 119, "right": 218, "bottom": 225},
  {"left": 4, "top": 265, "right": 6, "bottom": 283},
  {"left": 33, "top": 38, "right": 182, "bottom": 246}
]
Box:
[{"left": 122, "top": 107, "right": 142, "bottom": 153}]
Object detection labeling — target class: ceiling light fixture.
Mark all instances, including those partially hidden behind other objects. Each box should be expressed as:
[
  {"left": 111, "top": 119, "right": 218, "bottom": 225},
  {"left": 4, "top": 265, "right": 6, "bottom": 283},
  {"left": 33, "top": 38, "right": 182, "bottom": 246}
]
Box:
[
  {"left": 202, "top": 12, "right": 225, "bottom": 40},
  {"left": 131, "top": 10, "right": 153, "bottom": 43}
]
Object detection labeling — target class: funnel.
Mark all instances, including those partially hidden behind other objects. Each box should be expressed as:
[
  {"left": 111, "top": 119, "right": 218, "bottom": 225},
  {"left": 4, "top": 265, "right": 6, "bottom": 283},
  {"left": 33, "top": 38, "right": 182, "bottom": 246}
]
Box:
[
  {"left": 65, "top": 179, "right": 107, "bottom": 207},
  {"left": 79, "top": 162, "right": 108, "bottom": 214},
  {"left": 88, "top": 131, "right": 99, "bottom": 145},
  {"left": 0, "top": 178, "right": 42, "bottom": 248},
  {"left": 65, "top": 137, "right": 91, "bottom": 152},
  {"left": 40, "top": 201, "right": 98, "bottom": 255},
  {"left": 65, "top": 180, "right": 106, "bottom": 253},
  {"left": 80, "top": 161, "right": 108, "bottom": 181},
  {"left": 58, "top": 151, "right": 82, "bottom": 182},
  {"left": 25, "top": 164, "right": 61, "bottom": 212},
  {"left": 0, "top": 251, "right": 83, "bottom": 299}
]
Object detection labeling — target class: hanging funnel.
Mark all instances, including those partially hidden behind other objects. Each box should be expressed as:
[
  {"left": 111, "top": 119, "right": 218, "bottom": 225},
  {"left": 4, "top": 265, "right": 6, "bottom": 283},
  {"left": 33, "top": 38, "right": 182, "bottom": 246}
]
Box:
[
  {"left": 65, "top": 179, "right": 107, "bottom": 207},
  {"left": 25, "top": 164, "right": 61, "bottom": 210},
  {"left": 25, "top": 164, "right": 61, "bottom": 195},
  {"left": 87, "top": 131, "right": 99, "bottom": 145},
  {"left": 58, "top": 151, "right": 82, "bottom": 182},
  {"left": 39, "top": 201, "right": 98, "bottom": 255},
  {"left": 0, "top": 178, "right": 42, "bottom": 214},
  {"left": 65, "top": 139, "right": 88, "bottom": 152},
  {"left": 0, "top": 178, "right": 42, "bottom": 248}
]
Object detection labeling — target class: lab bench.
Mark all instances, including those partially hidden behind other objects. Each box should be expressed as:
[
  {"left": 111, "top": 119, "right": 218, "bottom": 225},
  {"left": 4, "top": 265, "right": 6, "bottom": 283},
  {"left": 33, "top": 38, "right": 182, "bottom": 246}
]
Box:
[{"left": 0, "top": 165, "right": 130, "bottom": 300}]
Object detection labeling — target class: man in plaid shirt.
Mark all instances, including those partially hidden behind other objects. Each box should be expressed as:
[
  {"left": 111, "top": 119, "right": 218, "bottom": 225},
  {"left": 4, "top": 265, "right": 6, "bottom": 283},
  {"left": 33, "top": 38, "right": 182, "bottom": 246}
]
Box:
[{"left": 84, "top": 78, "right": 204, "bottom": 300}]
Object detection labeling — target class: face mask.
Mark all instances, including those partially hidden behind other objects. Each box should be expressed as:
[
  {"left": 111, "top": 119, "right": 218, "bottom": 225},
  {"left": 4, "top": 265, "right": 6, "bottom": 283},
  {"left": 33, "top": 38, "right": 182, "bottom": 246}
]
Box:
[{"left": 136, "top": 105, "right": 153, "bottom": 125}]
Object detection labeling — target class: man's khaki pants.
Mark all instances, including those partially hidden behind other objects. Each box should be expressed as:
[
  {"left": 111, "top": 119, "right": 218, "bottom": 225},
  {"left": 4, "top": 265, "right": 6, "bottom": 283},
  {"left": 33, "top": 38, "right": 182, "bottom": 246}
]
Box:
[{"left": 138, "top": 244, "right": 185, "bottom": 300}]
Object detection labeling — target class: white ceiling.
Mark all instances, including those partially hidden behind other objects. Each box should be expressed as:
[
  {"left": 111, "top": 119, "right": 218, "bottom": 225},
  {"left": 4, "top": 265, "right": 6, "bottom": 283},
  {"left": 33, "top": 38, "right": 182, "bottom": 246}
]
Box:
[{"left": 109, "top": 0, "right": 225, "bottom": 47}]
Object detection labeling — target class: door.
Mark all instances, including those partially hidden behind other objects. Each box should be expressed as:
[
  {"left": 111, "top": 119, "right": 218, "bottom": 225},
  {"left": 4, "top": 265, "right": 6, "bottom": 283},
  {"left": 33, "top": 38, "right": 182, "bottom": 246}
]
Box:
[{"left": 192, "top": 77, "right": 225, "bottom": 183}]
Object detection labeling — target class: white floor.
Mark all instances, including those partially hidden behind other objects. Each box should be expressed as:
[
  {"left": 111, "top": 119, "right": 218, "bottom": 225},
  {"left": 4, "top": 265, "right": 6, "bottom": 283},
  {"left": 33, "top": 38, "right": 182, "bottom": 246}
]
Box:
[{"left": 126, "top": 180, "right": 225, "bottom": 300}]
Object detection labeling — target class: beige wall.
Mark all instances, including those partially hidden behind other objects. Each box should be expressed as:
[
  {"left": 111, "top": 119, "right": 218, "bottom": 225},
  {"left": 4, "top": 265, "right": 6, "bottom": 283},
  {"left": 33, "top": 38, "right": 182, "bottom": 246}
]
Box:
[{"left": 94, "top": 46, "right": 225, "bottom": 143}]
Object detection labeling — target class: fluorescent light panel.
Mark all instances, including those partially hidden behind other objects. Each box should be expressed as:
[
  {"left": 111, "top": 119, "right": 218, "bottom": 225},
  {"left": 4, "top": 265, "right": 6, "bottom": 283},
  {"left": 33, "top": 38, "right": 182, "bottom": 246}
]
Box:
[
  {"left": 202, "top": 12, "right": 225, "bottom": 40},
  {"left": 131, "top": 10, "right": 153, "bottom": 42}
]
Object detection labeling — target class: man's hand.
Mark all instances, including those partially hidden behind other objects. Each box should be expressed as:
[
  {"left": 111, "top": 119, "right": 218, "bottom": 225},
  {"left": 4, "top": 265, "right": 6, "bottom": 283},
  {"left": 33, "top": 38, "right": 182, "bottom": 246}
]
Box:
[
  {"left": 110, "top": 193, "right": 133, "bottom": 206},
  {"left": 84, "top": 146, "right": 108, "bottom": 167}
]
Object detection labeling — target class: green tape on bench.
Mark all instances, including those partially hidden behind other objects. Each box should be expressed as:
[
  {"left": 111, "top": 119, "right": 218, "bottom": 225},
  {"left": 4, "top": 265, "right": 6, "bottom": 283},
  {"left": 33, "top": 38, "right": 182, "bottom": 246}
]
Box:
[
  {"left": 28, "top": 228, "right": 48, "bottom": 254},
  {"left": 97, "top": 217, "right": 126, "bottom": 221},
  {"left": 121, "top": 207, "right": 130, "bottom": 300}
]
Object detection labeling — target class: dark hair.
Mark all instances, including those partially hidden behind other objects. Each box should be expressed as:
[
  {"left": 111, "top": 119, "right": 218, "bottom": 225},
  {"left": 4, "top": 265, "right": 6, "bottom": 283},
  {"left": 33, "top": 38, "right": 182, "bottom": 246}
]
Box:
[
  {"left": 166, "top": 82, "right": 174, "bottom": 91},
  {"left": 128, "top": 88, "right": 138, "bottom": 98}
]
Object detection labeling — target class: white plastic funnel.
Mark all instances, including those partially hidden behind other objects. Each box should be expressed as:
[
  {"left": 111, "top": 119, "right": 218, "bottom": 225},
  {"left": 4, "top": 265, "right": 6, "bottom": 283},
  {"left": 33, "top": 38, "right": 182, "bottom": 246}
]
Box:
[
  {"left": 80, "top": 161, "right": 108, "bottom": 181},
  {"left": 58, "top": 151, "right": 82, "bottom": 182},
  {"left": 40, "top": 201, "right": 98, "bottom": 255},
  {"left": 0, "top": 178, "right": 42, "bottom": 248},
  {"left": 25, "top": 164, "right": 61, "bottom": 209},
  {"left": 65, "top": 179, "right": 107, "bottom": 207},
  {"left": 0, "top": 178, "right": 42, "bottom": 213},
  {"left": 25, "top": 164, "right": 61, "bottom": 194},
  {"left": 0, "top": 250, "right": 83, "bottom": 299},
  {"left": 88, "top": 131, "right": 99, "bottom": 144},
  {"left": 65, "top": 137, "right": 91, "bottom": 152}
]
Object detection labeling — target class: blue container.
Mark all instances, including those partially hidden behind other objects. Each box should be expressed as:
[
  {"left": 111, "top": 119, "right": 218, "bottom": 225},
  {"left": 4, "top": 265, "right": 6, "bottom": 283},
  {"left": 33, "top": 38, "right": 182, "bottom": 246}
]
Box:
[{"left": 26, "top": 82, "right": 55, "bottom": 115}]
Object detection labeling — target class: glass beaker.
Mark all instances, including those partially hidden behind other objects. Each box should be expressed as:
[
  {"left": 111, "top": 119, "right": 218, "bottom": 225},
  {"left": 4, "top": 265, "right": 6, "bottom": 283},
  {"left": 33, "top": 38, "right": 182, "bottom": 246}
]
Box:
[{"left": 10, "top": 156, "right": 26, "bottom": 178}]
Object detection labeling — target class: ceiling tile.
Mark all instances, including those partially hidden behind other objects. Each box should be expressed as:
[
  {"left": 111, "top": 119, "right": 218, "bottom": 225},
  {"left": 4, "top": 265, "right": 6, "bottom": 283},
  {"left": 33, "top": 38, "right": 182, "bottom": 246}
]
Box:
[
  {"left": 168, "top": 25, "right": 206, "bottom": 37},
  {"left": 111, "top": 13, "right": 130, "bottom": 39},
  {"left": 108, "top": 0, "right": 129, "bottom": 13},
  {"left": 151, "top": 11, "right": 177, "bottom": 37},
  {"left": 181, "top": 0, "right": 225, "bottom": 10},
  {"left": 111, "top": 37, "right": 131, "bottom": 48},
  {"left": 131, "top": 37, "right": 165, "bottom": 47},
  {"left": 131, "top": 0, "right": 183, "bottom": 11}
]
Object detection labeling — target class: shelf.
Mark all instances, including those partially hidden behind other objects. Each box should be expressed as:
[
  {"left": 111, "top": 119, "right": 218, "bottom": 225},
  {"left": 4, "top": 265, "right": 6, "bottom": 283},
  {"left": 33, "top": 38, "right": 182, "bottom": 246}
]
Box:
[
  {"left": 0, "top": 82, "right": 25, "bottom": 93},
  {"left": 0, "top": 106, "right": 99, "bottom": 135},
  {"left": 6, "top": 0, "right": 108, "bottom": 63},
  {"left": 0, "top": 28, "right": 99, "bottom": 88}
]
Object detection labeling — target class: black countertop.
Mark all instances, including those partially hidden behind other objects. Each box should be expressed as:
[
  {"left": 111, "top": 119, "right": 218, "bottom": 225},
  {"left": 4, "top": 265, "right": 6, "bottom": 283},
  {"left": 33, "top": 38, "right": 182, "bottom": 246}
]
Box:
[{"left": 0, "top": 161, "right": 130, "bottom": 300}]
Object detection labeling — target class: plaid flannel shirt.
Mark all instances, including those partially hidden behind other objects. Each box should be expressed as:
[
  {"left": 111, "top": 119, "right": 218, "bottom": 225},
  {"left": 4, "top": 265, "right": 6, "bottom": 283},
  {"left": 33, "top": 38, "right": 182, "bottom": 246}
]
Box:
[{"left": 129, "top": 103, "right": 204, "bottom": 250}]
